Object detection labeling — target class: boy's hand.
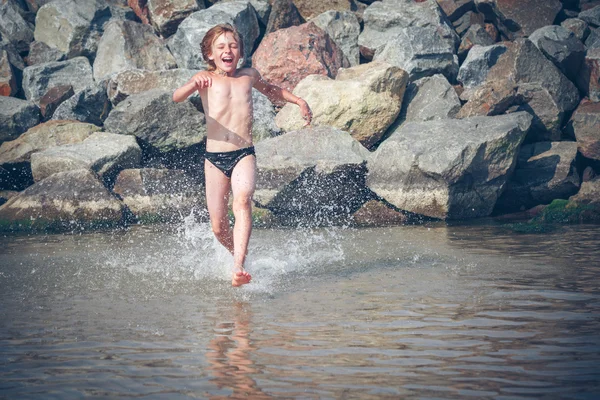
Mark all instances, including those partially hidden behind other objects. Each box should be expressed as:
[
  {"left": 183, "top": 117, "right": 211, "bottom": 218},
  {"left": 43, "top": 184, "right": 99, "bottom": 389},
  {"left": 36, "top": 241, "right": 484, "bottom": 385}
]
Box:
[
  {"left": 297, "top": 99, "right": 312, "bottom": 126},
  {"left": 192, "top": 71, "right": 212, "bottom": 89}
]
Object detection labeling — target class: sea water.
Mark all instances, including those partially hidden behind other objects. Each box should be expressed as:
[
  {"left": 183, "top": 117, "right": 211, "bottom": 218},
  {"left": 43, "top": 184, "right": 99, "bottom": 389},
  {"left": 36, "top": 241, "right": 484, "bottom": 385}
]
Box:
[{"left": 1, "top": 220, "right": 599, "bottom": 399}]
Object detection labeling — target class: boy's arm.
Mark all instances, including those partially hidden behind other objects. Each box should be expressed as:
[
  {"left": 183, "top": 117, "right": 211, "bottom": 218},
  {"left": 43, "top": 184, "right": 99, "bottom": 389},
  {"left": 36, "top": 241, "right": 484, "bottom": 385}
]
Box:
[
  {"left": 251, "top": 69, "right": 312, "bottom": 125},
  {"left": 172, "top": 71, "right": 213, "bottom": 102}
]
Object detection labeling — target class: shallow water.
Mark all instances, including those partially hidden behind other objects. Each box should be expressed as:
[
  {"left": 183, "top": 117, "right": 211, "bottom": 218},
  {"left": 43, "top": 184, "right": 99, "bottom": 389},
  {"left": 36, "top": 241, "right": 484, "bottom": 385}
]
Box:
[{"left": 1, "top": 219, "right": 599, "bottom": 399}]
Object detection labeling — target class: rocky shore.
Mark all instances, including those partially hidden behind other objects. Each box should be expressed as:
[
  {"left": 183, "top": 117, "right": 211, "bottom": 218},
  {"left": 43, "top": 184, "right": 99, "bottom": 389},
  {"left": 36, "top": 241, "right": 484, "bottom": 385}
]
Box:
[{"left": 1, "top": 0, "right": 599, "bottom": 232}]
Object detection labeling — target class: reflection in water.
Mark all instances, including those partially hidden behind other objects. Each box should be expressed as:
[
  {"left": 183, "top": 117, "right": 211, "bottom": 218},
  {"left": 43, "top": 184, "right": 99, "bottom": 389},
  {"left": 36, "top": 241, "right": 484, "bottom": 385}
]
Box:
[{"left": 206, "top": 302, "right": 270, "bottom": 399}]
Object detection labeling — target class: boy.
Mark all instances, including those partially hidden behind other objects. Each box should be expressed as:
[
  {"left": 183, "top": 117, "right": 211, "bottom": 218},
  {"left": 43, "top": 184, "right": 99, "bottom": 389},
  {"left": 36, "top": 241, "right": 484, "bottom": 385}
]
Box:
[{"left": 173, "top": 24, "right": 312, "bottom": 287}]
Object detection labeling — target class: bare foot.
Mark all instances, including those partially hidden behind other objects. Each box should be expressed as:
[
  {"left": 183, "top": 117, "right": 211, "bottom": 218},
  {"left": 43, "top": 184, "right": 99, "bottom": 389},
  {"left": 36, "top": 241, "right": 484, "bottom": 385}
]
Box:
[{"left": 232, "top": 269, "right": 251, "bottom": 287}]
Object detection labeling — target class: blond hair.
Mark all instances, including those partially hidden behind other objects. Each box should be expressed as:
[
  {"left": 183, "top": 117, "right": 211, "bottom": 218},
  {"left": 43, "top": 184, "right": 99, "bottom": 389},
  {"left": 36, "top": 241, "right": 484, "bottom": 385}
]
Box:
[{"left": 200, "top": 24, "right": 244, "bottom": 71}]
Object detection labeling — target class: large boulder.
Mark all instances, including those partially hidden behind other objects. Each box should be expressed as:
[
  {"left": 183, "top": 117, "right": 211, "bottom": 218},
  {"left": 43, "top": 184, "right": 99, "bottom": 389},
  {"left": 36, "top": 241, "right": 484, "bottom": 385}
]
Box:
[
  {"left": 291, "top": 0, "right": 358, "bottom": 20},
  {"left": 0, "top": 120, "right": 100, "bottom": 190},
  {"left": 402, "top": 74, "right": 462, "bottom": 123},
  {"left": 252, "top": 88, "right": 280, "bottom": 142},
  {"left": 358, "top": 0, "right": 459, "bottom": 61},
  {"left": 494, "top": 141, "right": 580, "bottom": 213},
  {"left": 561, "top": 18, "right": 591, "bottom": 42},
  {"left": 564, "top": 100, "right": 600, "bottom": 162},
  {"left": 0, "top": 96, "right": 40, "bottom": 144},
  {"left": 457, "top": 43, "right": 508, "bottom": 89},
  {"left": 367, "top": 112, "right": 533, "bottom": 220},
  {"left": 253, "top": 22, "right": 349, "bottom": 94},
  {"left": 577, "top": 48, "right": 600, "bottom": 101},
  {"left": 168, "top": 1, "right": 259, "bottom": 69},
  {"left": 474, "top": 0, "right": 562, "bottom": 39},
  {"left": 147, "top": 0, "right": 204, "bottom": 37},
  {"left": 458, "top": 24, "right": 495, "bottom": 60},
  {"left": 254, "top": 126, "right": 371, "bottom": 226},
  {"left": 22, "top": 57, "right": 94, "bottom": 105},
  {"left": 51, "top": 82, "right": 112, "bottom": 125},
  {"left": 436, "top": 0, "right": 475, "bottom": 22},
  {"left": 275, "top": 62, "right": 408, "bottom": 149},
  {"left": 265, "top": 0, "right": 304, "bottom": 34},
  {"left": 528, "top": 25, "right": 586, "bottom": 82},
  {"left": 112, "top": 167, "right": 205, "bottom": 223},
  {"left": 93, "top": 20, "right": 177, "bottom": 81},
  {"left": 30, "top": 132, "right": 142, "bottom": 184},
  {"left": 25, "top": 40, "right": 66, "bottom": 66},
  {"left": 0, "top": 0, "right": 34, "bottom": 54},
  {"left": 103, "top": 89, "right": 206, "bottom": 153},
  {"left": 579, "top": 5, "right": 600, "bottom": 27},
  {"left": 0, "top": 169, "right": 126, "bottom": 232},
  {"left": 310, "top": 10, "right": 361, "bottom": 66}
]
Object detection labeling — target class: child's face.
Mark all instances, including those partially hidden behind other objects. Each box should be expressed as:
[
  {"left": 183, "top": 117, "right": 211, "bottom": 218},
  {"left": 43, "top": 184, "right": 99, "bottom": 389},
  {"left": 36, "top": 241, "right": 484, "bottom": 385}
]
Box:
[{"left": 209, "top": 32, "right": 241, "bottom": 75}]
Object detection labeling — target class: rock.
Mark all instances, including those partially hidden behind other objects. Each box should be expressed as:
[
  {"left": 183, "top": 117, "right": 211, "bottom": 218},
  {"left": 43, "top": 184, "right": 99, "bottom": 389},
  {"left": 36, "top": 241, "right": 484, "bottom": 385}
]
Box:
[
  {"left": 93, "top": 20, "right": 177, "bottom": 81},
  {"left": 457, "top": 80, "right": 521, "bottom": 118},
  {"left": 358, "top": 0, "right": 459, "bottom": 61},
  {"left": 275, "top": 62, "right": 408, "bottom": 149},
  {"left": 561, "top": 18, "right": 591, "bottom": 42},
  {"left": 570, "top": 176, "right": 600, "bottom": 205},
  {"left": 0, "top": 50, "right": 17, "bottom": 96},
  {"left": 458, "top": 24, "right": 495, "bottom": 60},
  {"left": 51, "top": 82, "right": 112, "bottom": 125},
  {"left": 474, "top": 0, "right": 562, "bottom": 39},
  {"left": 253, "top": 22, "right": 349, "bottom": 94},
  {"left": 564, "top": 100, "right": 600, "bottom": 162},
  {"left": 291, "top": 0, "right": 358, "bottom": 20},
  {"left": 0, "top": 169, "right": 126, "bottom": 232},
  {"left": 113, "top": 167, "right": 205, "bottom": 223},
  {"left": 25, "top": 41, "right": 66, "bottom": 66},
  {"left": 30, "top": 132, "right": 142, "bottom": 184},
  {"left": 0, "top": 190, "right": 17, "bottom": 207},
  {"left": 127, "top": 0, "right": 150, "bottom": 24},
  {"left": 33, "top": 0, "right": 127, "bottom": 60},
  {"left": 436, "top": 0, "right": 475, "bottom": 22},
  {"left": 0, "top": 120, "right": 100, "bottom": 190},
  {"left": 39, "top": 85, "right": 74, "bottom": 120},
  {"left": 582, "top": 166, "right": 597, "bottom": 182},
  {"left": 0, "top": 97, "right": 40, "bottom": 144},
  {"left": 366, "top": 112, "right": 533, "bottom": 220},
  {"left": 453, "top": 10, "right": 485, "bottom": 36},
  {"left": 528, "top": 25, "right": 586, "bottom": 82},
  {"left": 103, "top": 89, "right": 206, "bottom": 153},
  {"left": 402, "top": 74, "right": 462, "bottom": 123},
  {"left": 495, "top": 142, "right": 580, "bottom": 213},
  {"left": 587, "top": 27, "right": 600, "bottom": 49},
  {"left": 107, "top": 68, "right": 198, "bottom": 105},
  {"left": 0, "top": 0, "right": 34, "bottom": 54},
  {"left": 457, "top": 43, "right": 508, "bottom": 89},
  {"left": 577, "top": 48, "right": 600, "bottom": 101},
  {"left": 579, "top": 5, "right": 600, "bottom": 27},
  {"left": 168, "top": 1, "right": 259, "bottom": 69},
  {"left": 581, "top": 1, "right": 600, "bottom": 12},
  {"left": 147, "top": 0, "right": 203, "bottom": 37},
  {"left": 311, "top": 10, "right": 360, "bottom": 67},
  {"left": 265, "top": 0, "right": 304, "bottom": 34},
  {"left": 351, "top": 199, "right": 413, "bottom": 227},
  {"left": 254, "top": 126, "right": 371, "bottom": 226},
  {"left": 22, "top": 57, "right": 94, "bottom": 105},
  {"left": 252, "top": 88, "right": 280, "bottom": 142}
]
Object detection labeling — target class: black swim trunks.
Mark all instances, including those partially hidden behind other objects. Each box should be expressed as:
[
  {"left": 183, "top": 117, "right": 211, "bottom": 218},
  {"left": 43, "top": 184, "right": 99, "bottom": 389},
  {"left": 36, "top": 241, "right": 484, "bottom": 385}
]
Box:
[{"left": 204, "top": 146, "right": 255, "bottom": 178}]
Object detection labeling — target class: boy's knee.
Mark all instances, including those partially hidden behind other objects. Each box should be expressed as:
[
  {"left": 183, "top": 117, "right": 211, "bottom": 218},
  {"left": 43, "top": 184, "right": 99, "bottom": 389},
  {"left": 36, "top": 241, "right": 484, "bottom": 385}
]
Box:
[{"left": 233, "top": 195, "right": 252, "bottom": 210}]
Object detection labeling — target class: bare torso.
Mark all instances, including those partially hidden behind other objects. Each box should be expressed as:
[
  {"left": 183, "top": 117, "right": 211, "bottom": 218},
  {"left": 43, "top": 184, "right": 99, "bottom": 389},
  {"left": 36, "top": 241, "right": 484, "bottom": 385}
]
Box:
[{"left": 198, "top": 69, "right": 255, "bottom": 152}]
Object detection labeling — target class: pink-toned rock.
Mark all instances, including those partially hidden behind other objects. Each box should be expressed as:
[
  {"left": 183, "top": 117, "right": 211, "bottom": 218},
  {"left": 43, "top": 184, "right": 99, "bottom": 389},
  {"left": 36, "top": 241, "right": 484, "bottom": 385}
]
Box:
[
  {"left": 565, "top": 100, "right": 600, "bottom": 162},
  {"left": 436, "top": 0, "right": 474, "bottom": 21},
  {"left": 39, "top": 85, "right": 74, "bottom": 120},
  {"left": 128, "top": 0, "right": 150, "bottom": 25},
  {"left": 476, "top": 0, "right": 562, "bottom": 38},
  {"left": 577, "top": 48, "right": 600, "bottom": 102},
  {"left": 292, "top": 0, "right": 357, "bottom": 20},
  {"left": 0, "top": 50, "right": 16, "bottom": 97},
  {"left": 457, "top": 80, "right": 520, "bottom": 118},
  {"left": 252, "top": 22, "right": 349, "bottom": 96}
]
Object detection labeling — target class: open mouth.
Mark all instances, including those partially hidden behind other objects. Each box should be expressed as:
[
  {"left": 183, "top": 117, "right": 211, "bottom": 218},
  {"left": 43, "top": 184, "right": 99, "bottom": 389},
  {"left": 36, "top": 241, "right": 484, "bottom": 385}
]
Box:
[{"left": 222, "top": 56, "right": 234, "bottom": 66}]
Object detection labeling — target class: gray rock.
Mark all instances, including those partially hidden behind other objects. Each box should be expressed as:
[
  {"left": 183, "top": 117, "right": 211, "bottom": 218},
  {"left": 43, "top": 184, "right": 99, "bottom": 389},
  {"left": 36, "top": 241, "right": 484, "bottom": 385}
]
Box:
[
  {"left": 458, "top": 24, "right": 495, "bottom": 60},
  {"left": 0, "top": 0, "right": 34, "bottom": 54},
  {"left": 457, "top": 43, "right": 507, "bottom": 89},
  {"left": 586, "top": 27, "right": 600, "bottom": 49},
  {"left": 25, "top": 41, "right": 66, "bottom": 66},
  {"left": 252, "top": 88, "right": 280, "bottom": 142},
  {"left": 264, "top": 0, "right": 304, "bottom": 34},
  {"left": 311, "top": 10, "right": 360, "bottom": 66},
  {"left": 366, "top": 112, "right": 533, "bottom": 220},
  {"left": 452, "top": 10, "right": 485, "bottom": 36},
  {"left": 569, "top": 176, "right": 600, "bottom": 206},
  {"left": 561, "top": 18, "right": 591, "bottom": 42},
  {"left": 30, "top": 132, "right": 142, "bottom": 184},
  {"left": 495, "top": 142, "right": 580, "bottom": 213},
  {"left": 358, "top": 0, "right": 459, "bottom": 61},
  {"left": 104, "top": 89, "right": 206, "bottom": 153},
  {"left": 579, "top": 5, "right": 600, "bottom": 27},
  {"left": 255, "top": 126, "right": 371, "bottom": 226},
  {"left": 93, "top": 20, "right": 177, "bottom": 81},
  {"left": 113, "top": 168, "right": 205, "bottom": 223},
  {"left": 51, "top": 82, "right": 112, "bottom": 125},
  {"left": 0, "top": 38, "right": 24, "bottom": 72},
  {"left": 147, "top": 0, "right": 203, "bottom": 38},
  {"left": 373, "top": 26, "right": 459, "bottom": 82},
  {"left": 577, "top": 48, "right": 600, "bottom": 101},
  {"left": 402, "top": 74, "right": 462, "bottom": 123},
  {"left": 437, "top": 0, "right": 475, "bottom": 22},
  {"left": 22, "top": 57, "right": 95, "bottom": 105},
  {"left": 107, "top": 68, "right": 199, "bottom": 105},
  {"left": 39, "top": 85, "right": 74, "bottom": 120},
  {"left": 0, "top": 97, "right": 40, "bottom": 144},
  {"left": 0, "top": 50, "right": 17, "bottom": 97},
  {"left": 529, "top": 25, "right": 586, "bottom": 82},
  {"left": 168, "top": 1, "right": 260, "bottom": 69},
  {"left": 564, "top": 100, "right": 600, "bottom": 162},
  {"left": 0, "top": 169, "right": 126, "bottom": 232}
]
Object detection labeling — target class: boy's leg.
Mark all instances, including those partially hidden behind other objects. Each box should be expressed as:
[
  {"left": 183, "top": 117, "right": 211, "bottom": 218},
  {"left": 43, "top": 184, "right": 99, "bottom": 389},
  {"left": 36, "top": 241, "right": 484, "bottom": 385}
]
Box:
[
  {"left": 204, "top": 160, "right": 234, "bottom": 254},
  {"left": 230, "top": 154, "right": 256, "bottom": 286}
]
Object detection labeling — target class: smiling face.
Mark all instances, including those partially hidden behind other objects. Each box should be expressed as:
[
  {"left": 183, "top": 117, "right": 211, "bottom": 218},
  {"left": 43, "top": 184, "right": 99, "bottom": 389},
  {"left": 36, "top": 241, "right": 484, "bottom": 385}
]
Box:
[{"left": 208, "top": 32, "right": 241, "bottom": 76}]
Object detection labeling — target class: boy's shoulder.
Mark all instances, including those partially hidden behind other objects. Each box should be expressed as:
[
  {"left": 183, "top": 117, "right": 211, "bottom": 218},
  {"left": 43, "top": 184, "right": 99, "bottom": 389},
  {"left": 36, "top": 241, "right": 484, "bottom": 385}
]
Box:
[{"left": 236, "top": 67, "right": 260, "bottom": 79}]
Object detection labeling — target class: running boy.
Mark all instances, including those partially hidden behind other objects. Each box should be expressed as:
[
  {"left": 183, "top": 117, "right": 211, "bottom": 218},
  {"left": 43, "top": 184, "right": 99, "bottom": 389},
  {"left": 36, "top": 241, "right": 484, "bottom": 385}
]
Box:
[{"left": 173, "top": 24, "right": 312, "bottom": 287}]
